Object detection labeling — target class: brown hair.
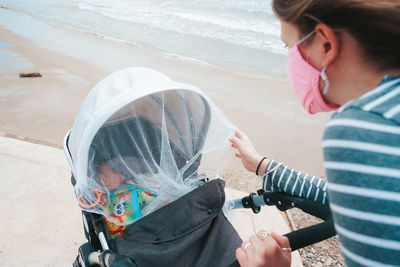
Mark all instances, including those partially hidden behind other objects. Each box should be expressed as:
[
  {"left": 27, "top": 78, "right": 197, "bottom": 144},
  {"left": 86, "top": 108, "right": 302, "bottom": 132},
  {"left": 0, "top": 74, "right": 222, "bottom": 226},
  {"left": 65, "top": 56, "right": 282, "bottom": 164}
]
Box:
[{"left": 272, "top": 0, "right": 400, "bottom": 71}]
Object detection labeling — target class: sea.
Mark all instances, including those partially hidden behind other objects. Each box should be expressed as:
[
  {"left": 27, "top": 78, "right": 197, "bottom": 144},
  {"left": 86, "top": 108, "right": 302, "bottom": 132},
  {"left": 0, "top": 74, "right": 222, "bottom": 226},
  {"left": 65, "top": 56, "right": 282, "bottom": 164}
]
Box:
[{"left": 0, "top": 0, "right": 288, "bottom": 80}]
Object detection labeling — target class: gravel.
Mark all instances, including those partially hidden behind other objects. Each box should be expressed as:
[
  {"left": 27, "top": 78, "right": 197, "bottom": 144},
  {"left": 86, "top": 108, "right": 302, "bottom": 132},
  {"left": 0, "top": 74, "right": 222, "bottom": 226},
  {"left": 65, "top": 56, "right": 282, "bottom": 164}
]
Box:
[{"left": 286, "top": 208, "right": 344, "bottom": 267}]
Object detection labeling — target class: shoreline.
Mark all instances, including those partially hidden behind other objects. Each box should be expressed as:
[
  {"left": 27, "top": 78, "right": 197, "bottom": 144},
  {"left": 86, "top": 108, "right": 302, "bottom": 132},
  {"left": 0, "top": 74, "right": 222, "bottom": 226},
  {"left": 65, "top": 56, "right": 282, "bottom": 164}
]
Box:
[
  {"left": 0, "top": 3, "right": 288, "bottom": 81},
  {"left": 0, "top": 8, "right": 331, "bottom": 177}
]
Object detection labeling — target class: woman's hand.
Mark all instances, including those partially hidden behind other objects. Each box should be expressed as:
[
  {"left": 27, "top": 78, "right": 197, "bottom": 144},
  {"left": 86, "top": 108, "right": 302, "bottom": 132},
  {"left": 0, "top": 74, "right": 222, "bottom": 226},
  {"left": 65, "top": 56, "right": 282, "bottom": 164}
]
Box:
[
  {"left": 229, "top": 129, "right": 268, "bottom": 175},
  {"left": 236, "top": 231, "right": 291, "bottom": 267}
]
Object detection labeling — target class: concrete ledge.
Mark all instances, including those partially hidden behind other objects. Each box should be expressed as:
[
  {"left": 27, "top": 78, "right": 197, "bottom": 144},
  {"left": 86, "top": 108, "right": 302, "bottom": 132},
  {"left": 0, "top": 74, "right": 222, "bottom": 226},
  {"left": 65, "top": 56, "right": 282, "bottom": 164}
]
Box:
[
  {"left": 0, "top": 137, "right": 302, "bottom": 266},
  {"left": 0, "top": 136, "right": 85, "bottom": 266}
]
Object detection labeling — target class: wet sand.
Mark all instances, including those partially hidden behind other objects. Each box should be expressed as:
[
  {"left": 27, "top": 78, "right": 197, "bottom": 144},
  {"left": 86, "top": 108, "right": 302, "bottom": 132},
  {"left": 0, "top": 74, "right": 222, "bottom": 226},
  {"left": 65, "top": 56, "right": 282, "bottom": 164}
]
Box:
[{"left": 0, "top": 8, "right": 331, "bottom": 179}]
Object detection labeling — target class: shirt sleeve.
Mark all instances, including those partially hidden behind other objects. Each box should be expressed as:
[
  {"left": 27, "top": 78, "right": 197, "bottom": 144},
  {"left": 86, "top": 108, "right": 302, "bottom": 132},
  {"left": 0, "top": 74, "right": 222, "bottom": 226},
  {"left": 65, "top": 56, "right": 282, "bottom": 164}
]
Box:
[{"left": 262, "top": 159, "right": 328, "bottom": 204}]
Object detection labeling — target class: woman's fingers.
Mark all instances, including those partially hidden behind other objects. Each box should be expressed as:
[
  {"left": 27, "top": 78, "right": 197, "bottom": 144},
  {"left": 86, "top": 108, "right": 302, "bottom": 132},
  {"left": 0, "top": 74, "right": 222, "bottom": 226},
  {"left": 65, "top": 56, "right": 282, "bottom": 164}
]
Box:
[
  {"left": 241, "top": 241, "right": 255, "bottom": 251},
  {"left": 270, "top": 232, "right": 290, "bottom": 248},
  {"left": 257, "top": 231, "right": 288, "bottom": 254},
  {"left": 230, "top": 129, "right": 262, "bottom": 173},
  {"left": 236, "top": 233, "right": 292, "bottom": 267},
  {"left": 231, "top": 129, "right": 251, "bottom": 150},
  {"left": 270, "top": 232, "right": 291, "bottom": 256},
  {"left": 236, "top": 247, "right": 248, "bottom": 267},
  {"left": 235, "top": 129, "right": 247, "bottom": 139},
  {"left": 229, "top": 136, "right": 241, "bottom": 146},
  {"left": 235, "top": 129, "right": 242, "bottom": 138},
  {"left": 230, "top": 139, "right": 239, "bottom": 148},
  {"left": 250, "top": 234, "right": 263, "bottom": 247},
  {"left": 237, "top": 241, "right": 256, "bottom": 267}
]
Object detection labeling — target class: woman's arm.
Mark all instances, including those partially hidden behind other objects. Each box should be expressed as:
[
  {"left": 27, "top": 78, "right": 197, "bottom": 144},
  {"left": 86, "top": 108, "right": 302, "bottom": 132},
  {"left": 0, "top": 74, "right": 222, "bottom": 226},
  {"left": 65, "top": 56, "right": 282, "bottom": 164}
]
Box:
[
  {"left": 263, "top": 160, "right": 328, "bottom": 204},
  {"left": 229, "top": 129, "right": 328, "bottom": 204},
  {"left": 229, "top": 129, "right": 269, "bottom": 175}
]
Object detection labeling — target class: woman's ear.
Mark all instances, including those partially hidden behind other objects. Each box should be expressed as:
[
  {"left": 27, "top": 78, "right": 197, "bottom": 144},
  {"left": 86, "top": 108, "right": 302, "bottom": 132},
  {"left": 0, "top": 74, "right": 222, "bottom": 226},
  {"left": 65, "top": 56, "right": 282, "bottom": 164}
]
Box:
[{"left": 315, "top": 24, "right": 339, "bottom": 67}]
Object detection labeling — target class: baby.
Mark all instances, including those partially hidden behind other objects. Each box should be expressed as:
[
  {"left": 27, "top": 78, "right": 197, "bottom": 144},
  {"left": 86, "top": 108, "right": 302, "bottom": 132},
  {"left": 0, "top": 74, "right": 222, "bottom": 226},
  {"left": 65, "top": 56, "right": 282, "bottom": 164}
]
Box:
[
  {"left": 97, "top": 162, "right": 125, "bottom": 191},
  {"left": 97, "top": 162, "right": 157, "bottom": 239}
]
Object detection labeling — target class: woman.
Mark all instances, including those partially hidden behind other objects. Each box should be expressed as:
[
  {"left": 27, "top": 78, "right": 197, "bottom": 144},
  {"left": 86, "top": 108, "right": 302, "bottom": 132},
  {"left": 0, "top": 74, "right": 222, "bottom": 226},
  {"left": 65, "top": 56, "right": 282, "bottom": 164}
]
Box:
[{"left": 230, "top": 0, "right": 400, "bottom": 266}]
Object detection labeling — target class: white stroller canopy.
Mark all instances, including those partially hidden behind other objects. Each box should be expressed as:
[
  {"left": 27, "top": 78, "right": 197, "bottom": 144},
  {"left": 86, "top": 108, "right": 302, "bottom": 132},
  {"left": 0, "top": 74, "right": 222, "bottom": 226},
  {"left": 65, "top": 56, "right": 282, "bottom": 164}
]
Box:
[{"left": 65, "top": 67, "right": 235, "bottom": 224}]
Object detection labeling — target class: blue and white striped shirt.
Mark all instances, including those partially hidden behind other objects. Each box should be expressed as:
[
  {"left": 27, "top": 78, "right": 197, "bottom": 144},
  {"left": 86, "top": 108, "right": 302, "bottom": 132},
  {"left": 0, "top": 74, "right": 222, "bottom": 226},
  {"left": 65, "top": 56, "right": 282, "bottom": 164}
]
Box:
[{"left": 263, "top": 76, "right": 400, "bottom": 266}]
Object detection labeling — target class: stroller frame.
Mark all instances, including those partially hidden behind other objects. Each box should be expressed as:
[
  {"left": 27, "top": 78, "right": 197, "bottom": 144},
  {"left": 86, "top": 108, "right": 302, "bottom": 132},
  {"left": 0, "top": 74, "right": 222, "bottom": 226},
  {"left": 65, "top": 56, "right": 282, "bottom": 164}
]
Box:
[{"left": 66, "top": 129, "right": 133, "bottom": 266}]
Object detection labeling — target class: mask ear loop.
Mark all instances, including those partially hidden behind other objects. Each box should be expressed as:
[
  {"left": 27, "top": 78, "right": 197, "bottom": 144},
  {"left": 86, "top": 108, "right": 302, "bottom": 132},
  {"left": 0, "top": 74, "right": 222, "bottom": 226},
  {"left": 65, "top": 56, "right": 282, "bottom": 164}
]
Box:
[
  {"left": 296, "top": 30, "right": 316, "bottom": 45},
  {"left": 321, "top": 67, "right": 330, "bottom": 94}
]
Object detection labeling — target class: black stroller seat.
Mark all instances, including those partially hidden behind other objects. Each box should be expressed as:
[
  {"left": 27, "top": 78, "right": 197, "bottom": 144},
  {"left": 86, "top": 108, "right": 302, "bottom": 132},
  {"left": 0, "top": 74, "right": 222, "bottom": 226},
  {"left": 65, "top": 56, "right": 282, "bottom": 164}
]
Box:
[{"left": 117, "top": 179, "right": 241, "bottom": 267}]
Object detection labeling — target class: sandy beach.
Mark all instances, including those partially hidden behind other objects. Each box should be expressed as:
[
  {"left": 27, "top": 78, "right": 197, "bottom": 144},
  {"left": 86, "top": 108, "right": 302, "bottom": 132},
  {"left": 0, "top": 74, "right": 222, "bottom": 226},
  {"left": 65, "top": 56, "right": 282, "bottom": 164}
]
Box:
[{"left": 0, "top": 7, "right": 331, "bottom": 177}]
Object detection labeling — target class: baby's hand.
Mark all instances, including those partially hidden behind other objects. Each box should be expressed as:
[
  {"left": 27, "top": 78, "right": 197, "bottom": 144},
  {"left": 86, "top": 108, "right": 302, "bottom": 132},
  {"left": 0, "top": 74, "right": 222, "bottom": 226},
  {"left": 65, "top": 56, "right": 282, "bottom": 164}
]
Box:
[{"left": 229, "top": 129, "right": 268, "bottom": 175}]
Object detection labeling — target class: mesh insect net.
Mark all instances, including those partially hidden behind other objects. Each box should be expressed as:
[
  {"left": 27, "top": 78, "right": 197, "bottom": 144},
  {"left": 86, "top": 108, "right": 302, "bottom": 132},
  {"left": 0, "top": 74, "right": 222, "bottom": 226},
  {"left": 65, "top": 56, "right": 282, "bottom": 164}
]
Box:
[{"left": 66, "top": 68, "right": 235, "bottom": 226}]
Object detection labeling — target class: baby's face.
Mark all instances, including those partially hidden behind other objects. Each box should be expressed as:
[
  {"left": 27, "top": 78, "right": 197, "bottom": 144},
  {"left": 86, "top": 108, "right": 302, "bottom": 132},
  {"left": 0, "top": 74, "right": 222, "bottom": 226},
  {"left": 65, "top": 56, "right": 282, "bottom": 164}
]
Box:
[{"left": 97, "top": 163, "right": 124, "bottom": 190}]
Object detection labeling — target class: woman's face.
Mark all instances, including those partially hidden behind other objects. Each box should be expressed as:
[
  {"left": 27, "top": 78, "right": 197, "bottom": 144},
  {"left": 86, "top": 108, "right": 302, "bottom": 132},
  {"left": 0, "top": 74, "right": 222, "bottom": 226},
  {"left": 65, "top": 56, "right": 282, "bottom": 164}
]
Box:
[
  {"left": 278, "top": 19, "right": 340, "bottom": 109},
  {"left": 278, "top": 17, "right": 391, "bottom": 107}
]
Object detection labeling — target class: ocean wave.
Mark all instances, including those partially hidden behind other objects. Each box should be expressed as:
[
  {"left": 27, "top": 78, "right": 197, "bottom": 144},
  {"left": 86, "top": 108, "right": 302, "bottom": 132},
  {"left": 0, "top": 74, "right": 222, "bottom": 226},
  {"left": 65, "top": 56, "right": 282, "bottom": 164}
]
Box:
[
  {"left": 77, "top": 0, "right": 284, "bottom": 54},
  {"left": 78, "top": 0, "right": 278, "bottom": 35},
  {"left": 163, "top": 11, "right": 280, "bottom": 36},
  {"left": 162, "top": 53, "right": 210, "bottom": 67}
]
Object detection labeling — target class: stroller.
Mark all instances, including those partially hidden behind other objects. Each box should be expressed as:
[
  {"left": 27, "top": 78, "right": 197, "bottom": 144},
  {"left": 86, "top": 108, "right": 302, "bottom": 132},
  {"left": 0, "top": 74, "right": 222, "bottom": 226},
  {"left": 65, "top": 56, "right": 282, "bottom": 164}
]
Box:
[{"left": 64, "top": 67, "right": 336, "bottom": 267}]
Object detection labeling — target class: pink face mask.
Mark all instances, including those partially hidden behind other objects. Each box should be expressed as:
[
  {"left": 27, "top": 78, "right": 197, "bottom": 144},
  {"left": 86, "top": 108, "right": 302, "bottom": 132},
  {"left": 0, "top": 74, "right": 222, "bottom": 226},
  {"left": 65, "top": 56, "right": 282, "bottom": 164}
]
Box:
[{"left": 287, "top": 31, "right": 340, "bottom": 114}]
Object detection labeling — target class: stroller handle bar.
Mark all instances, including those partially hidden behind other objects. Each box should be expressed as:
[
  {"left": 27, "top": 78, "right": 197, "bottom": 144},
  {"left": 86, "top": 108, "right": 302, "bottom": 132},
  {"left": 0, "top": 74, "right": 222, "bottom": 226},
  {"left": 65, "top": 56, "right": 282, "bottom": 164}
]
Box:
[{"left": 231, "top": 190, "right": 336, "bottom": 251}]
